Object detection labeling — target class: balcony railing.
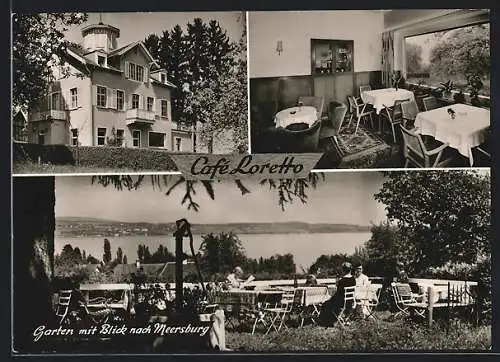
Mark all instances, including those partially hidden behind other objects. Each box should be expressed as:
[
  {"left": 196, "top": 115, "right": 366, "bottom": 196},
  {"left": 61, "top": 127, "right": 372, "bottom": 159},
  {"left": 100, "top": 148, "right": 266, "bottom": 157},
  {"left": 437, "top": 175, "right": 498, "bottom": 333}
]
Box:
[
  {"left": 31, "top": 109, "right": 67, "bottom": 121},
  {"left": 173, "top": 122, "right": 193, "bottom": 132},
  {"left": 125, "top": 108, "right": 156, "bottom": 125}
]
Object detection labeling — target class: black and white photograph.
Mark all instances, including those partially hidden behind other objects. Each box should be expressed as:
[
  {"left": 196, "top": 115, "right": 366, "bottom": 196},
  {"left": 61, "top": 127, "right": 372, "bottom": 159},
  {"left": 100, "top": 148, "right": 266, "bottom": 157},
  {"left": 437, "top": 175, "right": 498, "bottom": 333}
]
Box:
[
  {"left": 12, "top": 171, "right": 491, "bottom": 353},
  {"left": 12, "top": 11, "right": 248, "bottom": 174},
  {"left": 248, "top": 9, "right": 491, "bottom": 169}
]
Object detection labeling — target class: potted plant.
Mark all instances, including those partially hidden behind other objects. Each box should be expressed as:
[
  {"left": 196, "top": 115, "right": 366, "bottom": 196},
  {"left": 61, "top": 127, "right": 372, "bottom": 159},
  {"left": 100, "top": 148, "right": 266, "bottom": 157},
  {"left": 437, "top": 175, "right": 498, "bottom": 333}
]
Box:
[
  {"left": 453, "top": 86, "right": 466, "bottom": 104},
  {"left": 439, "top": 80, "right": 455, "bottom": 100},
  {"left": 467, "top": 74, "right": 483, "bottom": 107},
  {"left": 391, "top": 71, "right": 404, "bottom": 91}
]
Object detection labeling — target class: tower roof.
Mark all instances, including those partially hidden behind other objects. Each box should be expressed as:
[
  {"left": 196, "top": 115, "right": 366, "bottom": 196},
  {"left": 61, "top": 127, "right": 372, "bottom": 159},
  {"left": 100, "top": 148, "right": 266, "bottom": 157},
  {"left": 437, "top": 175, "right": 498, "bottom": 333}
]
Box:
[{"left": 81, "top": 23, "right": 120, "bottom": 38}]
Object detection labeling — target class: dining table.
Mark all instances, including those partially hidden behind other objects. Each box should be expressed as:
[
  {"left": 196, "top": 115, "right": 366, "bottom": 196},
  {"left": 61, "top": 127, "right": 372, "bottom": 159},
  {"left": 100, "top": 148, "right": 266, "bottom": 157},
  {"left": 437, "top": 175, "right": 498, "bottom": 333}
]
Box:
[
  {"left": 274, "top": 106, "right": 317, "bottom": 128},
  {"left": 414, "top": 103, "right": 490, "bottom": 166},
  {"left": 361, "top": 88, "right": 415, "bottom": 115}
]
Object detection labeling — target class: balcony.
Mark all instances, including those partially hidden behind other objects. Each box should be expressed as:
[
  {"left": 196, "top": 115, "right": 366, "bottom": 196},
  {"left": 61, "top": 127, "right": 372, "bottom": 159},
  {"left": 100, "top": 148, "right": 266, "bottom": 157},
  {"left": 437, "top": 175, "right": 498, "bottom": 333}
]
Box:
[
  {"left": 125, "top": 108, "right": 155, "bottom": 126},
  {"left": 31, "top": 109, "right": 67, "bottom": 122},
  {"left": 172, "top": 122, "right": 194, "bottom": 133}
]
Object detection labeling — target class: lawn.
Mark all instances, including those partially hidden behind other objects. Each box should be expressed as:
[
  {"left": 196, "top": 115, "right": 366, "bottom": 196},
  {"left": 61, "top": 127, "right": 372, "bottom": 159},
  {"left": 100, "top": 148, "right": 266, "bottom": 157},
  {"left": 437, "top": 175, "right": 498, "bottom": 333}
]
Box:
[{"left": 225, "top": 313, "right": 491, "bottom": 352}]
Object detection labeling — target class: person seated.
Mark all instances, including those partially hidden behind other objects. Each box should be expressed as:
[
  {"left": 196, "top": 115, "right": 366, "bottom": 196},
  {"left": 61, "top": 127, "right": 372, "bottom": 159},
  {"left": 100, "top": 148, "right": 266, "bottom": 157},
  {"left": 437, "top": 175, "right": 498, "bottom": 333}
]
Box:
[
  {"left": 395, "top": 262, "right": 409, "bottom": 283},
  {"left": 353, "top": 263, "right": 370, "bottom": 286},
  {"left": 319, "top": 262, "right": 356, "bottom": 327},
  {"left": 226, "top": 267, "right": 254, "bottom": 290},
  {"left": 305, "top": 274, "right": 318, "bottom": 286}
]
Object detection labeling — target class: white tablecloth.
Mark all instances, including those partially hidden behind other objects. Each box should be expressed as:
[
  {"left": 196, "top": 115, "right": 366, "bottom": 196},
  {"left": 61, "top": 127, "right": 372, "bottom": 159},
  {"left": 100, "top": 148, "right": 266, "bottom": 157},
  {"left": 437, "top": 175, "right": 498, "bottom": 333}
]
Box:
[
  {"left": 361, "top": 88, "right": 415, "bottom": 114},
  {"left": 275, "top": 106, "right": 317, "bottom": 128},
  {"left": 414, "top": 104, "right": 490, "bottom": 166}
]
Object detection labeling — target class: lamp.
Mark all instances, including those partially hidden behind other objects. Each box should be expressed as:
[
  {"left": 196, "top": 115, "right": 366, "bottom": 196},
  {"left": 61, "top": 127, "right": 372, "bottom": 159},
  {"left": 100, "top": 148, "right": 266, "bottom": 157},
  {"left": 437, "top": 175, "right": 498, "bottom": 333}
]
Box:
[{"left": 276, "top": 40, "right": 283, "bottom": 55}]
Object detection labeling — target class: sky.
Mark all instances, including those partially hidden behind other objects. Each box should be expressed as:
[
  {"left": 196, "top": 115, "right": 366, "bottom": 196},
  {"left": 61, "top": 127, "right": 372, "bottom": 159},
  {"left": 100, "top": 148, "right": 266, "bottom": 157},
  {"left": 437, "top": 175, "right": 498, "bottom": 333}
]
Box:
[
  {"left": 64, "top": 12, "right": 245, "bottom": 48},
  {"left": 55, "top": 172, "right": 388, "bottom": 226}
]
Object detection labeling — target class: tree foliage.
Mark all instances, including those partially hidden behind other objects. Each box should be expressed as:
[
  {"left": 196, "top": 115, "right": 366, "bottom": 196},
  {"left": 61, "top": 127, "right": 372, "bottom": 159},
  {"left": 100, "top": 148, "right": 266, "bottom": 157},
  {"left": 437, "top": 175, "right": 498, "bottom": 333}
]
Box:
[
  {"left": 12, "top": 13, "right": 88, "bottom": 111},
  {"left": 103, "top": 238, "right": 112, "bottom": 264},
  {"left": 199, "top": 232, "right": 247, "bottom": 276},
  {"left": 405, "top": 43, "right": 423, "bottom": 74},
  {"left": 374, "top": 171, "right": 490, "bottom": 275}
]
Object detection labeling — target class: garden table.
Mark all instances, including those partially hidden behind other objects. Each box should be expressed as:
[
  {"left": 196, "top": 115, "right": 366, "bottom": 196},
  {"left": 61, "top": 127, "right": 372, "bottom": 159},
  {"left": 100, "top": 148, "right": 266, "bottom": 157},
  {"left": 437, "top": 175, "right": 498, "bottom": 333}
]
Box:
[
  {"left": 361, "top": 88, "right": 415, "bottom": 115},
  {"left": 414, "top": 104, "right": 490, "bottom": 166},
  {"left": 275, "top": 106, "right": 317, "bottom": 128}
]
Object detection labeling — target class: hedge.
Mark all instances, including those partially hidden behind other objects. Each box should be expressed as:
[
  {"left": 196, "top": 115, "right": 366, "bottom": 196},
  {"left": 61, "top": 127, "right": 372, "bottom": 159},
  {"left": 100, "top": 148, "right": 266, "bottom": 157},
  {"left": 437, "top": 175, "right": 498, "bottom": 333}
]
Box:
[{"left": 13, "top": 142, "right": 188, "bottom": 171}]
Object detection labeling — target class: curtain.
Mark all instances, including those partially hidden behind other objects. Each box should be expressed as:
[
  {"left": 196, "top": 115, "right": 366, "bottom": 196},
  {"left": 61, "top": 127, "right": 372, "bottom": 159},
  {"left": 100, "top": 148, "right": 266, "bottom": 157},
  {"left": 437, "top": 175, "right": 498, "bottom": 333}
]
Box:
[{"left": 381, "top": 31, "right": 394, "bottom": 88}]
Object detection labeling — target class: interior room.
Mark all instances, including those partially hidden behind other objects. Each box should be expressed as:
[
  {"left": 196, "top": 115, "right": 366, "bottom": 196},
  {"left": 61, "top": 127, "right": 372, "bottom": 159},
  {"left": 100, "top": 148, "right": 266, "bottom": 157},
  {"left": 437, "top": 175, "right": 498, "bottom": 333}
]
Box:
[{"left": 248, "top": 9, "right": 490, "bottom": 169}]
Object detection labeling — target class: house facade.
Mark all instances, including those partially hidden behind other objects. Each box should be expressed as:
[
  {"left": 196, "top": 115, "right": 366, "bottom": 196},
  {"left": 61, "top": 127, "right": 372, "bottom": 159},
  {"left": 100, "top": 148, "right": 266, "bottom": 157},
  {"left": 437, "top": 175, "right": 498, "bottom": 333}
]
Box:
[{"left": 27, "top": 21, "right": 194, "bottom": 152}]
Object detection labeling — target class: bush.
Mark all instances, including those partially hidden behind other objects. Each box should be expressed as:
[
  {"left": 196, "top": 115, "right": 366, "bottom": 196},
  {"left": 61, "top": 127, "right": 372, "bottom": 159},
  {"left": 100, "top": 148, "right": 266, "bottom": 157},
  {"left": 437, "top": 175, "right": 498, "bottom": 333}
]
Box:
[{"left": 13, "top": 142, "right": 185, "bottom": 171}]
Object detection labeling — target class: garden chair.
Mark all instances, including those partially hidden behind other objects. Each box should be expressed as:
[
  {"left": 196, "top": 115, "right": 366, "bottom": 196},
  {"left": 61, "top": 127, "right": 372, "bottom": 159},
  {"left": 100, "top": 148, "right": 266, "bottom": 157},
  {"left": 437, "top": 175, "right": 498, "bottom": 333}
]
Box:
[
  {"left": 422, "top": 96, "right": 439, "bottom": 111},
  {"left": 391, "top": 282, "right": 427, "bottom": 319},
  {"left": 298, "top": 96, "right": 325, "bottom": 120},
  {"left": 263, "top": 290, "right": 296, "bottom": 335},
  {"left": 347, "top": 95, "right": 374, "bottom": 135},
  {"left": 400, "top": 125, "right": 453, "bottom": 168},
  {"left": 55, "top": 290, "right": 73, "bottom": 325},
  {"left": 355, "top": 284, "right": 383, "bottom": 320},
  {"left": 380, "top": 99, "right": 409, "bottom": 143},
  {"left": 333, "top": 285, "right": 356, "bottom": 327}
]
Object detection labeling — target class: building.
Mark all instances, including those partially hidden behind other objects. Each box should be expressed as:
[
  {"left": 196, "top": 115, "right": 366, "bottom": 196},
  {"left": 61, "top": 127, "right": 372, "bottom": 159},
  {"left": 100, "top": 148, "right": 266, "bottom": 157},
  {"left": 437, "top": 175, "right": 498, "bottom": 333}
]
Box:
[{"left": 26, "top": 21, "right": 194, "bottom": 151}]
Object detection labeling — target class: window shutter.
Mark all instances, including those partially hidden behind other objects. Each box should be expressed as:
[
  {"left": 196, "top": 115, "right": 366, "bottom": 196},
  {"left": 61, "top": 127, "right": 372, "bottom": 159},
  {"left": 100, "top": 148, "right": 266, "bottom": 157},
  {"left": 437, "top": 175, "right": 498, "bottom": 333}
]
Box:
[
  {"left": 167, "top": 100, "right": 172, "bottom": 120},
  {"left": 66, "top": 90, "right": 71, "bottom": 110},
  {"left": 92, "top": 85, "right": 97, "bottom": 106},
  {"left": 156, "top": 98, "right": 161, "bottom": 116},
  {"left": 145, "top": 67, "right": 149, "bottom": 84},
  {"left": 111, "top": 89, "right": 117, "bottom": 109},
  {"left": 106, "top": 88, "right": 112, "bottom": 108},
  {"left": 139, "top": 95, "right": 144, "bottom": 110},
  {"left": 128, "top": 93, "right": 132, "bottom": 109},
  {"left": 76, "top": 87, "right": 80, "bottom": 108},
  {"left": 124, "top": 61, "right": 130, "bottom": 78}
]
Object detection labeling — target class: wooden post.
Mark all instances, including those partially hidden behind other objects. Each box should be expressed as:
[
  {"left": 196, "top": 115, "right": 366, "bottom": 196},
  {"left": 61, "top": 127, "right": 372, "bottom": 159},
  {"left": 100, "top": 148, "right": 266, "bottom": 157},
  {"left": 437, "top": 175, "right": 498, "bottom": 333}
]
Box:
[{"left": 427, "top": 286, "right": 435, "bottom": 327}]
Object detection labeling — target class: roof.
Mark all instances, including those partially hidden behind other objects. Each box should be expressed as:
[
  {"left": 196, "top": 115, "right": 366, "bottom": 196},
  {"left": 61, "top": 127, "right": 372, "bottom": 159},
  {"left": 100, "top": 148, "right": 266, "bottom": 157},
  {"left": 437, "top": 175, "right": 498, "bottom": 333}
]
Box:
[
  {"left": 108, "top": 41, "right": 160, "bottom": 68},
  {"left": 151, "top": 78, "right": 177, "bottom": 89},
  {"left": 81, "top": 23, "right": 120, "bottom": 37},
  {"left": 66, "top": 47, "right": 122, "bottom": 74}
]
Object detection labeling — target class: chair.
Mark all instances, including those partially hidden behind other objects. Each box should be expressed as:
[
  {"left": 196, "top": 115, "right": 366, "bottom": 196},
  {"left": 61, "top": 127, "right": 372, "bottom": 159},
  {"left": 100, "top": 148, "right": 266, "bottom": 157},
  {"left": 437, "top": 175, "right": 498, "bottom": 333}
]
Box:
[
  {"left": 355, "top": 284, "right": 382, "bottom": 320},
  {"left": 55, "top": 290, "right": 73, "bottom": 325},
  {"left": 359, "top": 85, "right": 372, "bottom": 95},
  {"left": 263, "top": 291, "right": 295, "bottom": 334},
  {"left": 391, "top": 283, "right": 427, "bottom": 319},
  {"left": 475, "top": 127, "right": 491, "bottom": 162},
  {"left": 332, "top": 285, "right": 356, "bottom": 327},
  {"left": 380, "top": 99, "right": 409, "bottom": 143},
  {"left": 277, "top": 120, "right": 321, "bottom": 153},
  {"left": 422, "top": 96, "right": 439, "bottom": 111},
  {"left": 401, "top": 100, "right": 419, "bottom": 129},
  {"left": 400, "top": 125, "right": 453, "bottom": 168},
  {"left": 347, "top": 95, "right": 374, "bottom": 135},
  {"left": 298, "top": 96, "right": 325, "bottom": 120},
  {"left": 321, "top": 100, "right": 348, "bottom": 149}
]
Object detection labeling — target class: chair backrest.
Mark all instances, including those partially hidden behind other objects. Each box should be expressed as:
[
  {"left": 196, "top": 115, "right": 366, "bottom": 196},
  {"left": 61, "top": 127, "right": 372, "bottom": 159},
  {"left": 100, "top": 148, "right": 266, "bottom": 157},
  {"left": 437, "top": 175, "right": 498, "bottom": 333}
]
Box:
[
  {"left": 329, "top": 100, "right": 348, "bottom": 133},
  {"left": 401, "top": 100, "right": 419, "bottom": 126},
  {"left": 298, "top": 96, "right": 325, "bottom": 119},
  {"left": 422, "top": 96, "right": 439, "bottom": 111},
  {"left": 347, "top": 95, "right": 358, "bottom": 113},
  {"left": 392, "top": 283, "right": 415, "bottom": 305},
  {"left": 279, "top": 120, "right": 321, "bottom": 152},
  {"left": 292, "top": 288, "right": 306, "bottom": 307},
  {"left": 359, "top": 85, "right": 372, "bottom": 95},
  {"left": 343, "top": 286, "right": 356, "bottom": 308},
  {"left": 400, "top": 125, "right": 427, "bottom": 164}
]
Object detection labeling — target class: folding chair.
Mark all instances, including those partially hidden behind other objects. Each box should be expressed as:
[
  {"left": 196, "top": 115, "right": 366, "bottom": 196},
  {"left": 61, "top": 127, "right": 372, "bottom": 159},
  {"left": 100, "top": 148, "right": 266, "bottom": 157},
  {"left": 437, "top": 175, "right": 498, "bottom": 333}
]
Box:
[
  {"left": 391, "top": 283, "right": 427, "bottom": 319},
  {"left": 333, "top": 286, "right": 356, "bottom": 327},
  {"left": 55, "top": 290, "right": 73, "bottom": 325},
  {"left": 263, "top": 291, "right": 295, "bottom": 335}
]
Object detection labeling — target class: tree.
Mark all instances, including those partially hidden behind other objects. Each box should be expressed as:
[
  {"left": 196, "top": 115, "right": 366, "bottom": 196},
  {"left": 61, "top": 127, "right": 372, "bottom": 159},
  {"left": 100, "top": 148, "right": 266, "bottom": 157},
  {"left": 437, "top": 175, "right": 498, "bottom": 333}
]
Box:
[
  {"left": 123, "top": 254, "right": 128, "bottom": 265},
  {"left": 116, "top": 247, "right": 123, "bottom": 264},
  {"left": 199, "top": 232, "right": 248, "bottom": 276},
  {"left": 405, "top": 43, "right": 423, "bottom": 74},
  {"left": 309, "top": 254, "right": 350, "bottom": 278},
  {"left": 374, "top": 171, "right": 490, "bottom": 274},
  {"left": 12, "top": 13, "right": 88, "bottom": 112},
  {"left": 103, "top": 238, "right": 112, "bottom": 264}
]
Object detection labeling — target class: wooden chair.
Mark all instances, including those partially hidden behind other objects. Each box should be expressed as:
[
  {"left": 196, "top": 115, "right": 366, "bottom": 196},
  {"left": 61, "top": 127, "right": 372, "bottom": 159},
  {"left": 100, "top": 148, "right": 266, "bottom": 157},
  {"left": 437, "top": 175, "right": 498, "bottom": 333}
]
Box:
[
  {"left": 401, "top": 100, "right": 419, "bottom": 129},
  {"left": 380, "top": 99, "right": 409, "bottom": 143},
  {"left": 333, "top": 285, "right": 356, "bottom": 327},
  {"left": 422, "top": 96, "right": 439, "bottom": 111},
  {"left": 400, "top": 125, "right": 453, "bottom": 168},
  {"left": 347, "top": 95, "right": 374, "bottom": 135},
  {"left": 391, "top": 283, "right": 426, "bottom": 319},
  {"left": 298, "top": 96, "right": 325, "bottom": 120},
  {"left": 359, "top": 85, "right": 372, "bottom": 95},
  {"left": 322, "top": 100, "right": 348, "bottom": 149},
  {"left": 55, "top": 290, "right": 73, "bottom": 325}
]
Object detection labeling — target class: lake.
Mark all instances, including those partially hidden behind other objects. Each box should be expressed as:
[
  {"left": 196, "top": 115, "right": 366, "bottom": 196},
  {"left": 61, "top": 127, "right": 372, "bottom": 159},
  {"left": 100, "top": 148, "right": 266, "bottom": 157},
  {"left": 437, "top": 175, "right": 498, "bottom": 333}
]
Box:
[{"left": 55, "top": 232, "right": 372, "bottom": 270}]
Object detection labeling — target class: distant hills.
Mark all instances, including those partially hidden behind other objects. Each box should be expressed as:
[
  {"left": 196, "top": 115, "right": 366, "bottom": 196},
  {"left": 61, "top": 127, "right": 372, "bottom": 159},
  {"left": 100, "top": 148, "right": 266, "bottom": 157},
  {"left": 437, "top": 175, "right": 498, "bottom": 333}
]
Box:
[{"left": 56, "top": 216, "right": 371, "bottom": 238}]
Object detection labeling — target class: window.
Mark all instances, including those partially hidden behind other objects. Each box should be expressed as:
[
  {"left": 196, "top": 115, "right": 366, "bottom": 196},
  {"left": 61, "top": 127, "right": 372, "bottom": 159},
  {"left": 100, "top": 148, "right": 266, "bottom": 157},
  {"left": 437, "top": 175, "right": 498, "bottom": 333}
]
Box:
[
  {"left": 97, "top": 86, "right": 107, "bottom": 107},
  {"left": 51, "top": 92, "right": 61, "bottom": 110},
  {"left": 160, "top": 73, "right": 166, "bottom": 83},
  {"left": 132, "top": 94, "right": 140, "bottom": 109},
  {"left": 128, "top": 62, "right": 144, "bottom": 82},
  {"left": 311, "top": 39, "right": 353, "bottom": 75},
  {"left": 116, "top": 90, "right": 124, "bottom": 110},
  {"left": 132, "top": 130, "right": 141, "bottom": 147},
  {"left": 161, "top": 100, "right": 168, "bottom": 118},
  {"left": 70, "top": 88, "right": 78, "bottom": 108},
  {"left": 149, "top": 132, "right": 165, "bottom": 147},
  {"left": 405, "top": 23, "right": 490, "bottom": 97},
  {"left": 97, "top": 127, "right": 106, "bottom": 145},
  {"left": 98, "top": 55, "right": 106, "bottom": 66},
  {"left": 71, "top": 128, "right": 78, "bottom": 146},
  {"left": 147, "top": 97, "right": 154, "bottom": 111},
  {"left": 116, "top": 129, "right": 124, "bottom": 145},
  {"left": 38, "top": 130, "right": 45, "bottom": 145},
  {"left": 175, "top": 137, "right": 182, "bottom": 151}
]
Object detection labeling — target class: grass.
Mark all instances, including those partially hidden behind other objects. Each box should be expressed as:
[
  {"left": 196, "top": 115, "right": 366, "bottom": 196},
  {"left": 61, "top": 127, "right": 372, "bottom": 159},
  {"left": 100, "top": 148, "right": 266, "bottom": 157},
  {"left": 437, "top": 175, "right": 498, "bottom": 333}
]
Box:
[
  {"left": 12, "top": 162, "right": 179, "bottom": 175},
  {"left": 225, "top": 312, "right": 491, "bottom": 352}
]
